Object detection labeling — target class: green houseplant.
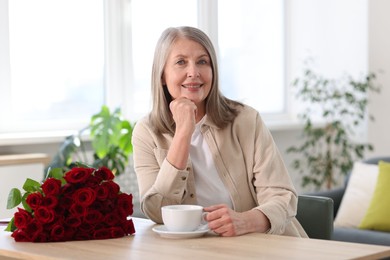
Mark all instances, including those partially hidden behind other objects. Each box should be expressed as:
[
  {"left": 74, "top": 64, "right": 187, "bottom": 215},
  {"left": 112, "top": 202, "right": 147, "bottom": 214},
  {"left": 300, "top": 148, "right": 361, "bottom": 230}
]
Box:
[
  {"left": 287, "top": 68, "right": 380, "bottom": 190},
  {"left": 46, "top": 105, "right": 133, "bottom": 176}
]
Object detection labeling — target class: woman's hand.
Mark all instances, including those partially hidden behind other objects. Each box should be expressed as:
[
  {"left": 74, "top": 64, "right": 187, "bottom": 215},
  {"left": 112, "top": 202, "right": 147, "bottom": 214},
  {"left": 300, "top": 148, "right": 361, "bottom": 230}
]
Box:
[
  {"left": 169, "top": 97, "right": 197, "bottom": 136},
  {"left": 204, "top": 204, "right": 271, "bottom": 237},
  {"left": 166, "top": 97, "right": 197, "bottom": 170}
]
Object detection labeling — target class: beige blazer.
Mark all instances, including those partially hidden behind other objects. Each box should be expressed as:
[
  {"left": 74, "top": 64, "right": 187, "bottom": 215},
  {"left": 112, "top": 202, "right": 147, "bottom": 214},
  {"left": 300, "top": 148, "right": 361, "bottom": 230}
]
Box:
[{"left": 132, "top": 104, "right": 307, "bottom": 237}]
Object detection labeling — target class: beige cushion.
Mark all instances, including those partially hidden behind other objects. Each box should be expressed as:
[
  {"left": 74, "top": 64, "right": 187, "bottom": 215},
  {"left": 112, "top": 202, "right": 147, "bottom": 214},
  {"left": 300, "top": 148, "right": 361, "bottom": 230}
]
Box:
[{"left": 334, "top": 161, "right": 379, "bottom": 228}]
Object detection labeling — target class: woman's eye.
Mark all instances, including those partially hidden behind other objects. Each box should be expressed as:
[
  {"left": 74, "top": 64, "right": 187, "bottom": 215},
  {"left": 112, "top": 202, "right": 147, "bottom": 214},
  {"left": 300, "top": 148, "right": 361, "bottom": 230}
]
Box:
[
  {"left": 176, "top": 60, "right": 185, "bottom": 65},
  {"left": 198, "top": 59, "right": 208, "bottom": 65}
]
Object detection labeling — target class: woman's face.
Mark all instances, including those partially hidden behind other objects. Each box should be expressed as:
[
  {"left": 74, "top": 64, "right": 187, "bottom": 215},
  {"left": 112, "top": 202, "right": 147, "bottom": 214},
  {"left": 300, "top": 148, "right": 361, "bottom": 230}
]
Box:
[{"left": 163, "top": 37, "right": 213, "bottom": 110}]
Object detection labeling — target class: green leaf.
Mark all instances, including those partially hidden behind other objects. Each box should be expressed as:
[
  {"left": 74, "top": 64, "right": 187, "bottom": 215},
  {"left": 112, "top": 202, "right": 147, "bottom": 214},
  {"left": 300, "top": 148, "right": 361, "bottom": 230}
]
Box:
[
  {"left": 119, "top": 121, "right": 133, "bottom": 155},
  {"left": 21, "top": 193, "right": 32, "bottom": 212},
  {"left": 90, "top": 106, "right": 132, "bottom": 165},
  {"left": 46, "top": 167, "right": 64, "bottom": 180},
  {"left": 90, "top": 106, "right": 119, "bottom": 159},
  {"left": 22, "top": 178, "right": 41, "bottom": 192},
  {"left": 4, "top": 217, "right": 15, "bottom": 232},
  {"left": 7, "top": 188, "right": 22, "bottom": 209},
  {"left": 73, "top": 161, "right": 92, "bottom": 168}
]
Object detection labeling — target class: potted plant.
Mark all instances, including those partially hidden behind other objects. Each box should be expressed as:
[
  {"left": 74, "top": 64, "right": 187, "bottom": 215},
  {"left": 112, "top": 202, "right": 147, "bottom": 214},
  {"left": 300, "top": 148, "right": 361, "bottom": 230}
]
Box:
[
  {"left": 46, "top": 105, "right": 133, "bottom": 177},
  {"left": 287, "top": 68, "right": 380, "bottom": 190}
]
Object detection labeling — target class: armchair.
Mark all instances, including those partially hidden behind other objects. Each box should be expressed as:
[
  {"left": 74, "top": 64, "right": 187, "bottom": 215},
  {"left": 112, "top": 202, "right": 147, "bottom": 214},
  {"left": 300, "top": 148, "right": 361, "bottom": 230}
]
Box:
[{"left": 309, "top": 157, "right": 390, "bottom": 246}]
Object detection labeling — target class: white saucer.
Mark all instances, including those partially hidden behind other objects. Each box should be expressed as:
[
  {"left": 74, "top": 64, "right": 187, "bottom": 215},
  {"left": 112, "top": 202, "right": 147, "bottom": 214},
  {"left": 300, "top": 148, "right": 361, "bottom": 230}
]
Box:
[{"left": 152, "top": 225, "right": 209, "bottom": 239}]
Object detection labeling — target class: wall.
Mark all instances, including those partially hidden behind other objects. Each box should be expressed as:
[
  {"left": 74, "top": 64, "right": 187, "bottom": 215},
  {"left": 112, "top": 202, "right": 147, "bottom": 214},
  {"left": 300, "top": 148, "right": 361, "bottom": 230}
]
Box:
[
  {"left": 287, "top": 0, "right": 368, "bottom": 81},
  {"left": 367, "top": 0, "right": 390, "bottom": 157}
]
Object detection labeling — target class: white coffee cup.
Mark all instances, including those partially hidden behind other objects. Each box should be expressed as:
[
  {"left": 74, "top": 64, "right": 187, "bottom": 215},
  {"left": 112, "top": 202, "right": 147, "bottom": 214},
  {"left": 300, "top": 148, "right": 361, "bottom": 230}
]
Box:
[{"left": 161, "top": 204, "right": 208, "bottom": 232}]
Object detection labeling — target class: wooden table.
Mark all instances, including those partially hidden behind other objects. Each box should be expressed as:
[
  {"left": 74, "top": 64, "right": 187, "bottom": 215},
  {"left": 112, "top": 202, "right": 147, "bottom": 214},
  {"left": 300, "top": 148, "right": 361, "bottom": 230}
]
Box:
[{"left": 1, "top": 218, "right": 389, "bottom": 260}]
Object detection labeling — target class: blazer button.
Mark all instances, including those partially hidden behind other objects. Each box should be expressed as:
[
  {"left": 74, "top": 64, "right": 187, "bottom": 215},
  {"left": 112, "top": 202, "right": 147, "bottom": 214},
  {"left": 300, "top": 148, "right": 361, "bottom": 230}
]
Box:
[
  {"left": 186, "top": 167, "right": 190, "bottom": 171},
  {"left": 181, "top": 176, "right": 187, "bottom": 181},
  {"left": 190, "top": 193, "right": 194, "bottom": 198}
]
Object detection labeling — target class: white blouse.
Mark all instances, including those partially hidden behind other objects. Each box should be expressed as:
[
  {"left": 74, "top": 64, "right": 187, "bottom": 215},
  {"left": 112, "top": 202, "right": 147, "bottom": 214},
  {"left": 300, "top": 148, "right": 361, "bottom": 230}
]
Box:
[{"left": 190, "top": 117, "right": 233, "bottom": 208}]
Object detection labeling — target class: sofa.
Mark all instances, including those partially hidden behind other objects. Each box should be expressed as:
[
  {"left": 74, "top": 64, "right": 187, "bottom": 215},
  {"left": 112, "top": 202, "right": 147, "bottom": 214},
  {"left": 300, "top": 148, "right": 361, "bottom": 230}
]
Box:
[{"left": 310, "top": 157, "right": 390, "bottom": 246}]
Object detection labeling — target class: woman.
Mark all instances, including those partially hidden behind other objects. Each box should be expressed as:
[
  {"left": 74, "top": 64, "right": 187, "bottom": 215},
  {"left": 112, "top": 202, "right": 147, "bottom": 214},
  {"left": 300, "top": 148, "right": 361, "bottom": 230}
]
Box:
[{"left": 132, "top": 26, "right": 307, "bottom": 237}]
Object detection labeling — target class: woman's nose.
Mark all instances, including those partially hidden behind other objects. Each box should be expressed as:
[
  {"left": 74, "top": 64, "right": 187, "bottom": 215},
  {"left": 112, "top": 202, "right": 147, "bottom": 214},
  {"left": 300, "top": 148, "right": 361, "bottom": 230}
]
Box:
[{"left": 187, "top": 63, "right": 200, "bottom": 78}]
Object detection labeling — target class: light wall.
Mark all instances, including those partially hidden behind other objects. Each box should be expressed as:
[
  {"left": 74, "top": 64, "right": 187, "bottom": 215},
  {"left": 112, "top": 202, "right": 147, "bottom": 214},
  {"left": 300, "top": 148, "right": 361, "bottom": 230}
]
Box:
[{"left": 367, "top": 0, "right": 390, "bottom": 158}]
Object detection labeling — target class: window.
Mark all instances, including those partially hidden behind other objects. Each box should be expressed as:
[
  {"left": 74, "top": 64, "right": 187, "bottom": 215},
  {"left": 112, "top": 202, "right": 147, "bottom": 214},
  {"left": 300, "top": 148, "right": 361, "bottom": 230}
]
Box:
[
  {"left": 218, "top": 0, "right": 285, "bottom": 114},
  {"left": 0, "top": 0, "right": 286, "bottom": 139},
  {"left": 0, "top": 0, "right": 105, "bottom": 133}
]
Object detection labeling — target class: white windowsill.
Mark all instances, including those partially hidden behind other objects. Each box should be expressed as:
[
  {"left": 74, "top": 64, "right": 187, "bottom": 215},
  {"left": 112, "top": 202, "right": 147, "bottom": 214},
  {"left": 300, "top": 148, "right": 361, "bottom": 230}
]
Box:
[
  {"left": 265, "top": 119, "right": 303, "bottom": 132},
  {"left": 0, "top": 130, "right": 81, "bottom": 146}
]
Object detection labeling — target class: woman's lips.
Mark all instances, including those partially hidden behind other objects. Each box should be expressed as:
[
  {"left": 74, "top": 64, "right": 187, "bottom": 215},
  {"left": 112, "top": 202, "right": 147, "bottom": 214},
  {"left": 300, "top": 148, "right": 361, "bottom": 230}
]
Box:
[{"left": 181, "top": 84, "right": 203, "bottom": 89}]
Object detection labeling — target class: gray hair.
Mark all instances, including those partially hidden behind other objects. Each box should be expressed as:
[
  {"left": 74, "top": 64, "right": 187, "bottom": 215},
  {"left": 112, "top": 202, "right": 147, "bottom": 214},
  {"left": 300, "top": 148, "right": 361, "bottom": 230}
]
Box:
[{"left": 149, "top": 26, "right": 241, "bottom": 134}]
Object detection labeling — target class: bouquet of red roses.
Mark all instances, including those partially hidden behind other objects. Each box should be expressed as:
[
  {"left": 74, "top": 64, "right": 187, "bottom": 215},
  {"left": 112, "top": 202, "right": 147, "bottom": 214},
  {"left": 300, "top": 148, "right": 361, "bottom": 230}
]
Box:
[{"left": 5, "top": 166, "right": 135, "bottom": 242}]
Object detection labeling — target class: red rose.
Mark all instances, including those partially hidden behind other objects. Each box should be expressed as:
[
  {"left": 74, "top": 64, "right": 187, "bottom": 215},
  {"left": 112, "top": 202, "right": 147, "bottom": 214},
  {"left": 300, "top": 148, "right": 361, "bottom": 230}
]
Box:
[
  {"left": 122, "top": 219, "right": 135, "bottom": 235},
  {"left": 14, "top": 208, "right": 33, "bottom": 229},
  {"left": 41, "top": 196, "right": 58, "bottom": 209},
  {"left": 94, "top": 167, "right": 115, "bottom": 181},
  {"left": 85, "top": 175, "right": 100, "bottom": 188},
  {"left": 64, "top": 167, "right": 94, "bottom": 184},
  {"left": 32, "top": 232, "right": 51, "bottom": 242},
  {"left": 93, "top": 228, "right": 111, "bottom": 240},
  {"left": 41, "top": 178, "right": 62, "bottom": 196},
  {"left": 90, "top": 200, "right": 103, "bottom": 212},
  {"left": 55, "top": 204, "right": 66, "bottom": 216},
  {"left": 32, "top": 232, "right": 48, "bottom": 242},
  {"left": 65, "top": 216, "right": 82, "bottom": 228},
  {"left": 102, "top": 181, "right": 120, "bottom": 198},
  {"left": 26, "top": 219, "right": 42, "bottom": 233},
  {"left": 50, "top": 224, "right": 65, "bottom": 241},
  {"left": 110, "top": 226, "right": 125, "bottom": 238},
  {"left": 74, "top": 231, "right": 91, "bottom": 241},
  {"left": 60, "top": 183, "right": 76, "bottom": 196},
  {"left": 34, "top": 207, "right": 55, "bottom": 224},
  {"left": 26, "top": 219, "right": 43, "bottom": 241},
  {"left": 25, "top": 192, "right": 43, "bottom": 210},
  {"left": 117, "top": 193, "right": 133, "bottom": 217},
  {"left": 69, "top": 203, "right": 87, "bottom": 217},
  {"left": 96, "top": 184, "right": 109, "bottom": 200},
  {"left": 103, "top": 212, "right": 119, "bottom": 226},
  {"left": 78, "top": 222, "right": 94, "bottom": 233},
  {"left": 72, "top": 187, "right": 96, "bottom": 206},
  {"left": 58, "top": 195, "right": 73, "bottom": 210},
  {"left": 63, "top": 227, "right": 76, "bottom": 241},
  {"left": 11, "top": 229, "right": 31, "bottom": 242},
  {"left": 85, "top": 209, "right": 103, "bottom": 225},
  {"left": 100, "top": 199, "right": 115, "bottom": 213}
]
